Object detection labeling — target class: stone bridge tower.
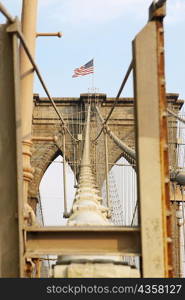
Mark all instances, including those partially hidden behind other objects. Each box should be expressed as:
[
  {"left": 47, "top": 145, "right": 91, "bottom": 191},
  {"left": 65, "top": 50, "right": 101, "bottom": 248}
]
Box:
[{"left": 29, "top": 92, "right": 183, "bottom": 211}]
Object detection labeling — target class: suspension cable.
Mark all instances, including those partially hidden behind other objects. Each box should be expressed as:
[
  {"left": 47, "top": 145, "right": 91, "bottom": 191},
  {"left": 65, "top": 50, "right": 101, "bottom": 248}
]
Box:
[
  {"left": 16, "top": 27, "right": 78, "bottom": 142},
  {"left": 0, "top": 3, "right": 78, "bottom": 143},
  {"left": 95, "top": 105, "right": 136, "bottom": 166},
  {"left": 93, "top": 60, "right": 133, "bottom": 142},
  {"left": 167, "top": 108, "right": 185, "bottom": 125},
  {"left": 0, "top": 2, "right": 14, "bottom": 23},
  {"left": 62, "top": 129, "right": 69, "bottom": 218}
]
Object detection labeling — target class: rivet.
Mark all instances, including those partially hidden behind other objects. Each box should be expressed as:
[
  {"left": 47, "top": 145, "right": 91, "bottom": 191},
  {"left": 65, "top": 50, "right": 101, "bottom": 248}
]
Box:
[
  {"left": 166, "top": 210, "right": 172, "bottom": 216},
  {"left": 162, "top": 111, "right": 167, "bottom": 117},
  {"left": 165, "top": 177, "right": 170, "bottom": 183},
  {"left": 159, "top": 47, "right": 164, "bottom": 54},
  {"left": 160, "top": 78, "right": 166, "bottom": 86},
  {"left": 166, "top": 237, "right": 172, "bottom": 243},
  {"left": 159, "top": 28, "right": 164, "bottom": 34}
]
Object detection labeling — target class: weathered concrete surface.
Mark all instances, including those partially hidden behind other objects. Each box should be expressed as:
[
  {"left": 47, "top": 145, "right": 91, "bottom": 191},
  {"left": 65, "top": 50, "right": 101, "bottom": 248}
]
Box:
[{"left": 53, "top": 263, "right": 140, "bottom": 278}]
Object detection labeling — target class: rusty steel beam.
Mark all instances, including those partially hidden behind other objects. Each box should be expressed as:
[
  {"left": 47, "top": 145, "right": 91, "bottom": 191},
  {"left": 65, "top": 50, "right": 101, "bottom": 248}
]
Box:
[
  {"left": 133, "top": 7, "right": 172, "bottom": 277},
  {"left": 156, "top": 10, "right": 173, "bottom": 278},
  {"left": 24, "top": 226, "right": 141, "bottom": 257}
]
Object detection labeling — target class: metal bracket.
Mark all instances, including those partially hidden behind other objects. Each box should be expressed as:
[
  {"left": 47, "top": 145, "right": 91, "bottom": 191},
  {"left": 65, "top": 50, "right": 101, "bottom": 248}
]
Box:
[
  {"left": 148, "top": 0, "right": 166, "bottom": 21},
  {"left": 36, "top": 32, "right": 62, "bottom": 38},
  {"left": 6, "top": 17, "right": 21, "bottom": 34}
]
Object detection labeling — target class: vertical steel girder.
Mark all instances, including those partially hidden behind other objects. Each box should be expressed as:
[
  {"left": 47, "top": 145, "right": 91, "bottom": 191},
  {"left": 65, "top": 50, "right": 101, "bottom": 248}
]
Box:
[
  {"left": 133, "top": 4, "right": 172, "bottom": 277},
  {"left": 0, "top": 24, "right": 23, "bottom": 277}
]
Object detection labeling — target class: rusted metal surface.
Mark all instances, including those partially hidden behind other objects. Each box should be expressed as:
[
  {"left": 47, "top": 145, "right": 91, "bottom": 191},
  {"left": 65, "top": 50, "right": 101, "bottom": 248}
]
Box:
[
  {"left": 133, "top": 4, "right": 172, "bottom": 276},
  {"left": 24, "top": 226, "right": 141, "bottom": 257},
  {"left": 156, "top": 15, "right": 173, "bottom": 278}
]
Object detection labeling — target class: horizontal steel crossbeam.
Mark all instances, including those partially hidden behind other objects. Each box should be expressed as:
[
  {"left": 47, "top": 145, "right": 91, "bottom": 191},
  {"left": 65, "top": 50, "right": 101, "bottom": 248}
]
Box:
[{"left": 24, "top": 226, "right": 141, "bottom": 258}]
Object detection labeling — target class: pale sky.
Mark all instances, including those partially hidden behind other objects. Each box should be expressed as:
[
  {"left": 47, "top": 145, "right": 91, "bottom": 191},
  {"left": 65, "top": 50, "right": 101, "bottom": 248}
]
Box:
[
  {"left": 1, "top": 0, "right": 185, "bottom": 225},
  {"left": 1, "top": 0, "right": 185, "bottom": 98}
]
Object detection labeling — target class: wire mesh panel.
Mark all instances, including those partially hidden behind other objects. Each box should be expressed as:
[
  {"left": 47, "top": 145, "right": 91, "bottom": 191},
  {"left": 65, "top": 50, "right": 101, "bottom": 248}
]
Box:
[{"left": 101, "top": 157, "right": 139, "bottom": 269}]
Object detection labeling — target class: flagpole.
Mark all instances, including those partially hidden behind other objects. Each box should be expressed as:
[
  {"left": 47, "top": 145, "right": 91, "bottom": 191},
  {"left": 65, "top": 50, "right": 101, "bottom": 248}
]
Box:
[{"left": 92, "top": 57, "right": 94, "bottom": 92}]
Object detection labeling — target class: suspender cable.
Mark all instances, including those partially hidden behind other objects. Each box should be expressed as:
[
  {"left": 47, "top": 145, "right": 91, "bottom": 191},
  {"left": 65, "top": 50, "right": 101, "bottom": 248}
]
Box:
[
  {"left": 73, "top": 142, "right": 77, "bottom": 188},
  {"left": 93, "top": 60, "right": 133, "bottom": 142},
  {"left": 93, "top": 140, "right": 97, "bottom": 180},
  {"left": 62, "top": 130, "right": 69, "bottom": 218},
  {"left": 104, "top": 130, "right": 110, "bottom": 209},
  {"left": 131, "top": 202, "right": 138, "bottom": 226}
]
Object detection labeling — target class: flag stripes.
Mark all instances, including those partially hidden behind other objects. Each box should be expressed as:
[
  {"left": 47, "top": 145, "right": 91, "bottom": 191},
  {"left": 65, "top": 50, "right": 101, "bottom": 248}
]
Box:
[{"left": 72, "top": 59, "right": 94, "bottom": 78}]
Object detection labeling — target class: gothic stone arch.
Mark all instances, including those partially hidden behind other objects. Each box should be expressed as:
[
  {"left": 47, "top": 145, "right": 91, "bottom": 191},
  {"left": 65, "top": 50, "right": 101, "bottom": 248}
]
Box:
[{"left": 29, "top": 93, "right": 183, "bottom": 209}]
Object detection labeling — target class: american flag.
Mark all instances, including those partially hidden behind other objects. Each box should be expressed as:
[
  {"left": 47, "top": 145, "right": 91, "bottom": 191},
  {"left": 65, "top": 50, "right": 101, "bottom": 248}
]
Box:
[{"left": 72, "top": 59, "right": 94, "bottom": 78}]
